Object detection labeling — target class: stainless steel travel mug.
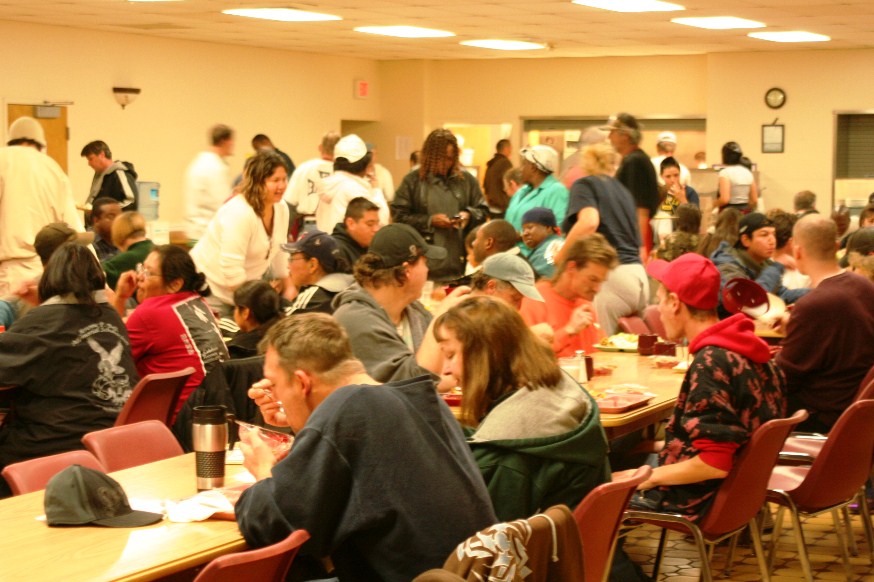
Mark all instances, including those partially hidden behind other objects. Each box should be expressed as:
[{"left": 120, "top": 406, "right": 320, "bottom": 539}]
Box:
[{"left": 192, "top": 405, "right": 228, "bottom": 490}]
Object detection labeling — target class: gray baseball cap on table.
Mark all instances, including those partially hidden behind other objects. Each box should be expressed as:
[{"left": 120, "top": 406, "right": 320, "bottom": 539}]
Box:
[{"left": 44, "top": 464, "right": 164, "bottom": 528}]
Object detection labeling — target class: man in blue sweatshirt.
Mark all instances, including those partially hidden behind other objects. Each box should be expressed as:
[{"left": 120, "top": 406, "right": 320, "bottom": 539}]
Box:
[{"left": 234, "top": 313, "right": 495, "bottom": 582}]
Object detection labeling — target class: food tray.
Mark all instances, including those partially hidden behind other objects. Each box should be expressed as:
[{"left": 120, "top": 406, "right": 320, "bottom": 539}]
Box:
[
  {"left": 441, "top": 392, "right": 463, "bottom": 406},
  {"left": 596, "top": 393, "right": 653, "bottom": 414}
]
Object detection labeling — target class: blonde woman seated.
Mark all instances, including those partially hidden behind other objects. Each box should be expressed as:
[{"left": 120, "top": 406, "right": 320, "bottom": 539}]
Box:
[
  {"left": 101, "top": 211, "right": 154, "bottom": 290},
  {"left": 435, "top": 295, "right": 610, "bottom": 521}
]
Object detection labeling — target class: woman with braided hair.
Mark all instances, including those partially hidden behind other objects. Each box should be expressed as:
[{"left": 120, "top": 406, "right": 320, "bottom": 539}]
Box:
[{"left": 391, "top": 129, "right": 488, "bottom": 282}]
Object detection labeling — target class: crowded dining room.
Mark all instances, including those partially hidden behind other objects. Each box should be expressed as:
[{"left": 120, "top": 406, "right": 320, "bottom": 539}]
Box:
[{"left": 2, "top": 0, "right": 874, "bottom": 580}]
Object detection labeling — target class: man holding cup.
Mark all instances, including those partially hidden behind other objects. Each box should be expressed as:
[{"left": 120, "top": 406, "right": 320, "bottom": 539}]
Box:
[{"left": 234, "top": 313, "right": 495, "bottom": 581}]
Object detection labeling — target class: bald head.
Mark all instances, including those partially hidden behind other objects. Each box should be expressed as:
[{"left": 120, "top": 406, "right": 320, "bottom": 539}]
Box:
[{"left": 793, "top": 214, "right": 838, "bottom": 262}]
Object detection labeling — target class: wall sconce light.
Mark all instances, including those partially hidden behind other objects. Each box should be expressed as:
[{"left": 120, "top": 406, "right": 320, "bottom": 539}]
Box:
[{"left": 112, "top": 87, "right": 141, "bottom": 109}]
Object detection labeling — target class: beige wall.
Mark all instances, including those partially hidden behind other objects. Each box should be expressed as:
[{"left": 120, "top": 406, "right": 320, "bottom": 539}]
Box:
[
  {"left": 0, "top": 20, "right": 380, "bottom": 223},
  {"left": 4, "top": 18, "right": 874, "bottom": 221}
]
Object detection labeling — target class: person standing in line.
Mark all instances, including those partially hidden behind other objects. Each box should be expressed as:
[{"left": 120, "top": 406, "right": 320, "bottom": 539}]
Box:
[
  {"left": 482, "top": 139, "right": 513, "bottom": 219},
  {"left": 80, "top": 140, "right": 139, "bottom": 216},
  {"left": 283, "top": 131, "right": 340, "bottom": 235},
  {"left": 184, "top": 124, "right": 234, "bottom": 243},
  {"left": 504, "top": 145, "right": 568, "bottom": 234},
  {"left": 392, "top": 129, "right": 487, "bottom": 282},
  {"left": 602, "top": 113, "right": 659, "bottom": 261},
  {"left": 0, "top": 116, "right": 84, "bottom": 298}
]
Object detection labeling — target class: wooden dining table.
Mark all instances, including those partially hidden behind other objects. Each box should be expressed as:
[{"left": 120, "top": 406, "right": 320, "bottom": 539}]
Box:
[
  {"left": 0, "top": 453, "right": 252, "bottom": 582},
  {"left": 588, "top": 350, "right": 687, "bottom": 440},
  {"left": 448, "top": 350, "right": 686, "bottom": 440}
]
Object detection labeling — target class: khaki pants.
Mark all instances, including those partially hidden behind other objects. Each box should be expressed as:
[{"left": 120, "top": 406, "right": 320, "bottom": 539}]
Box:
[{"left": 0, "top": 256, "right": 41, "bottom": 300}]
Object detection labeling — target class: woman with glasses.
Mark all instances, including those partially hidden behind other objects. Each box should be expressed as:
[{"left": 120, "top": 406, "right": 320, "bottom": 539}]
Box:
[
  {"left": 113, "top": 244, "right": 228, "bottom": 422},
  {"left": 190, "top": 150, "right": 290, "bottom": 317}
]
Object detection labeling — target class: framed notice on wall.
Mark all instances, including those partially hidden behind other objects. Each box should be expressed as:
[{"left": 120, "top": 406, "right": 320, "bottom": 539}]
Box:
[{"left": 762, "top": 124, "right": 784, "bottom": 153}]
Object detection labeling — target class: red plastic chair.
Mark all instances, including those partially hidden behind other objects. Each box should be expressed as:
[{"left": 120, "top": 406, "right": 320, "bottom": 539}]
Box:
[
  {"left": 574, "top": 465, "right": 652, "bottom": 582},
  {"left": 114, "top": 367, "right": 195, "bottom": 426},
  {"left": 777, "top": 363, "right": 874, "bottom": 560},
  {"left": 193, "top": 529, "right": 310, "bottom": 582},
  {"left": 82, "top": 420, "right": 184, "bottom": 472},
  {"left": 767, "top": 400, "right": 874, "bottom": 582},
  {"left": 617, "top": 315, "right": 650, "bottom": 336},
  {"left": 624, "top": 409, "right": 808, "bottom": 582},
  {"left": 643, "top": 304, "right": 667, "bottom": 339},
  {"left": 1, "top": 450, "right": 106, "bottom": 495}
]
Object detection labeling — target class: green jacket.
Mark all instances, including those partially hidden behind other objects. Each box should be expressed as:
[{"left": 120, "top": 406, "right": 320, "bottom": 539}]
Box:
[{"left": 467, "top": 374, "right": 611, "bottom": 521}]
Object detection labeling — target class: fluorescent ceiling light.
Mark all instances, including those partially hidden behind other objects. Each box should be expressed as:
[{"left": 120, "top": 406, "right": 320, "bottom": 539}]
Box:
[
  {"left": 748, "top": 31, "right": 830, "bottom": 43},
  {"left": 222, "top": 8, "right": 341, "bottom": 22},
  {"left": 355, "top": 26, "right": 454, "bottom": 38},
  {"left": 572, "top": 0, "right": 684, "bottom": 13},
  {"left": 461, "top": 39, "right": 547, "bottom": 51},
  {"left": 672, "top": 16, "right": 765, "bottom": 30}
]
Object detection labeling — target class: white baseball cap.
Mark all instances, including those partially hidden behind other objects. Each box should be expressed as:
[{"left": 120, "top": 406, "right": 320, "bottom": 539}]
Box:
[{"left": 334, "top": 134, "right": 368, "bottom": 164}]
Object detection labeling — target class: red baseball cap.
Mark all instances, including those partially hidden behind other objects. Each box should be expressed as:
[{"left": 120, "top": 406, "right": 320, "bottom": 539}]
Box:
[{"left": 646, "top": 253, "right": 720, "bottom": 310}]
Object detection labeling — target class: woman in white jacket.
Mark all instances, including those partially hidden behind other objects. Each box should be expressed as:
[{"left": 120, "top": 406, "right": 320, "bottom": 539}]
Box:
[
  {"left": 315, "top": 134, "right": 389, "bottom": 232},
  {"left": 191, "top": 151, "right": 290, "bottom": 316}
]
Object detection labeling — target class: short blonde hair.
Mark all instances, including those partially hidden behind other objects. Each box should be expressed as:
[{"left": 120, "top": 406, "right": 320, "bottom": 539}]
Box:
[
  {"left": 111, "top": 211, "right": 147, "bottom": 248},
  {"left": 581, "top": 142, "right": 619, "bottom": 177}
]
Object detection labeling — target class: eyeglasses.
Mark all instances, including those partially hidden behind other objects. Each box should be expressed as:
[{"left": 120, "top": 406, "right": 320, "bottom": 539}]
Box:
[
  {"left": 288, "top": 253, "right": 309, "bottom": 263},
  {"left": 135, "top": 263, "right": 160, "bottom": 278}
]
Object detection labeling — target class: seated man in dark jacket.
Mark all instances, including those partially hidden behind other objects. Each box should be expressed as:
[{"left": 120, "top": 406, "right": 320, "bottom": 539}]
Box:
[
  {"left": 236, "top": 313, "right": 496, "bottom": 582},
  {"left": 710, "top": 212, "right": 809, "bottom": 318},
  {"left": 330, "top": 196, "right": 381, "bottom": 273}
]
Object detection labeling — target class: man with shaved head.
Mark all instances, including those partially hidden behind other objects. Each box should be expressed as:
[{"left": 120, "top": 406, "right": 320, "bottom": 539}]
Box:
[{"left": 776, "top": 214, "right": 874, "bottom": 432}]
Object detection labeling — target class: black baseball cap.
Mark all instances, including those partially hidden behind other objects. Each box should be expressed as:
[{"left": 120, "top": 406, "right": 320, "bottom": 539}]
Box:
[
  {"left": 369, "top": 224, "right": 447, "bottom": 268},
  {"left": 736, "top": 212, "right": 773, "bottom": 248},
  {"left": 841, "top": 227, "right": 874, "bottom": 268},
  {"left": 44, "top": 464, "right": 164, "bottom": 528},
  {"left": 281, "top": 230, "right": 339, "bottom": 271}
]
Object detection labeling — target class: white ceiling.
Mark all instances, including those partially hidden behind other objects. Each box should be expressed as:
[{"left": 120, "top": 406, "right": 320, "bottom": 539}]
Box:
[{"left": 1, "top": 0, "right": 872, "bottom": 60}]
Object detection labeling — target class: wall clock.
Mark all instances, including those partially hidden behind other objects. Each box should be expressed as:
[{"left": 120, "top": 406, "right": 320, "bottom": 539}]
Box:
[{"left": 765, "top": 87, "right": 786, "bottom": 109}]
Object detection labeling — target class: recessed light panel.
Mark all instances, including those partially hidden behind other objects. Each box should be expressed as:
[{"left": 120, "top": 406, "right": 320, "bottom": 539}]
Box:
[
  {"left": 222, "top": 8, "right": 341, "bottom": 22},
  {"left": 672, "top": 16, "right": 765, "bottom": 30},
  {"left": 749, "top": 31, "right": 830, "bottom": 43},
  {"left": 572, "top": 0, "right": 684, "bottom": 13},
  {"left": 355, "top": 26, "right": 454, "bottom": 38},
  {"left": 461, "top": 40, "right": 547, "bottom": 51}
]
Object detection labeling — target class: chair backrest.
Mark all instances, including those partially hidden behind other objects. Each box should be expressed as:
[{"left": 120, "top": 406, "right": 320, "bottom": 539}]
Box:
[
  {"left": 698, "top": 409, "right": 807, "bottom": 537},
  {"left": 789, "top": 400, "right": 874, "bottom": 511},
  {"left": 1, "top": 450, "right": 106, "bottom": 495},
  {"left": 617, "top": 316, "right": 650, "bottom": 336},
  {"left": 574, "top": 465, "right": 652, "bottom": 582},
  {"left": 193, "top": 529, "right": 310, "bottom": 582},
  {"left": 82, "top": 420, "right": 184, "bottom": 472},
  {"left": 115, "top": 367, "right": 195, "bottom": 426},
  {"left": 643, "top": 304, "right": 667, "bottom": 339},
  {"left": 854, "top": 362, "right": 874, "bottom": 401}
]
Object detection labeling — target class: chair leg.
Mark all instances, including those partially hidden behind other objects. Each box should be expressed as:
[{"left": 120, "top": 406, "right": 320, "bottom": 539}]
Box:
[
  {"left": 748, "top": 518, "right": 772, "bottom": 582},
  {"left": 831, "top": 508, "right": 854, "bottom": 580},
  {"left": 767, "top": 505, "right": 786, "bottom": 574},
  {"left": 786, "top": 503, "right": 814, "bottom": 582},
  {"left": 859, "top": 490, "right": 874, "bottom": 564},
  {"left": 652, "top": 527, "right": 668, "bottom": 580},
  {"left": 687, "top": 526, "right": 713, "bottom": 582},
  {"left": 841, "top": 505, "right": 858, "bottom": 556},
  {"left": 723, "top": 531, "right": 739, "bottom": 577}
]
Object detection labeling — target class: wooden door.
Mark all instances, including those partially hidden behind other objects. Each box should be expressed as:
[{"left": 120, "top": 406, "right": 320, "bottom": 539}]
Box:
[{"left": 7, "top": 103, "right": 68, "bottom": 172}]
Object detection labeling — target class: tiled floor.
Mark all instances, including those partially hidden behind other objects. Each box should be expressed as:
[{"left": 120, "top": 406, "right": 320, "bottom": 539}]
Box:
[{"left": 622, "top": 506, "right": 874, "bottom": 581}]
